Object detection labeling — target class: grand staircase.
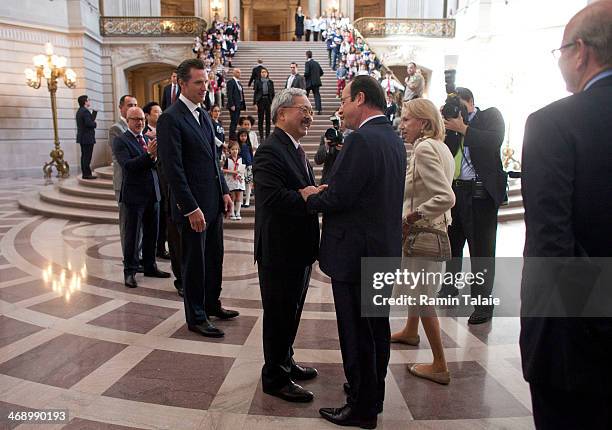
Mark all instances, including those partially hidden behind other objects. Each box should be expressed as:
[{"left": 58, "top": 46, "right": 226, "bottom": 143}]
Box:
[{"left": 19, "top": 41, "right": 524, "bottom": 227}]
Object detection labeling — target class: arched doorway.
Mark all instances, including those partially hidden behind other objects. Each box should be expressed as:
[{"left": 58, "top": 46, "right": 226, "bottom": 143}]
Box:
[
  {"left": 354, "top": 0, "right": 385, "bottom": 19},
  {"left": 125, "top": 63, "right": 177, "bottom": 106}
]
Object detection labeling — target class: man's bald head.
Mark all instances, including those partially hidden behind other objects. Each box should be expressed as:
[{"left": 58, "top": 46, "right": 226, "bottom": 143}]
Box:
[
  {"left": 126, "top": 106, "right": 146, "bottom": 135},
  {"left": 559, "top": 0, "right": 612, "bottom": 93},
  {"left": 233, "top": 68, "right": 241, "bottom": 79}
]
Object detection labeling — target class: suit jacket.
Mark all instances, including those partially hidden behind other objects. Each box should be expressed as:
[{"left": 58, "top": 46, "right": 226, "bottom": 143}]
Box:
[
  {"left": 75, "top": 107, "right": 96, "bottom": 145},
  {"left": 307, "top": 116, "right": 407, "bottom": 282},
  {"left": 286, "top": 73, "right": 306, "bottom": 89},
  {"left": 111, "top": 130, "right": 160, "bottom": 206},
  {"left": 253, "top": 79, "right": 275, "bottom": 104},
  {"left": 161, "top": 83, "right": 181, "bottom": 111},
  {"left": 109, "top": 119, "right": 128, "bottom": 192},
  {"left": 253, "top": 128, "right": 319, "bottom": 268},
  {"left": 403, "top": 137, "right": 455, "bottom": 226},
  {"left": 520, "top": 74, "right": 612, "bottom": 391},
  {"left": 226, "top": 78, "right": 246, "bottom": 111},
  {"left": 157, "top": 99, "right": 229, "bottom": 224},
  {"left": 447, "top": 107, "right": 507, "bottom": 207},
  {"left": 304, "top": 59, "right": 323, "bottom": 89},
  {"left": 248, "top": 65, "right": 264, "bottom": 87}
]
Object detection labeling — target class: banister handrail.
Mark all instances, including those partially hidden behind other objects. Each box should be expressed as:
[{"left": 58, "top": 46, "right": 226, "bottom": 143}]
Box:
[
  {"left": 100, "top": 16, "right": 208, "bottom": 37},
  {"left": 353, "top": 17, "right": 456, "bottom": 38}
]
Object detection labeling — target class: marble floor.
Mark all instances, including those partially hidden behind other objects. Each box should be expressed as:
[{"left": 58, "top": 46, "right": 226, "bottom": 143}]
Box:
[{"left": 0, "top": 178, "right": 534, "bottom": 429}]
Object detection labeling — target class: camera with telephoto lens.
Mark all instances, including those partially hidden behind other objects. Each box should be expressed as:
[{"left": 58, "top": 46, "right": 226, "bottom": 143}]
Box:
[
  {"left": 324, "top": 115, "right": 343, "bottom": 147},
  {"left": 441, "top": 93, "right": 469, "bottom": 124}
]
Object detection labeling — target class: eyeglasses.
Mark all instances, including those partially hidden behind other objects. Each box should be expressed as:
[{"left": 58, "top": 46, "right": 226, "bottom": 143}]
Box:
[
  {"left": 128, "top": 117, "right": 145, "bottom": 122},
  {"left": 284, "top": 105, "right": 314, "bottom": 116},
  {"left": 551, "top": 41, "right": 576, "bottom": 60}
]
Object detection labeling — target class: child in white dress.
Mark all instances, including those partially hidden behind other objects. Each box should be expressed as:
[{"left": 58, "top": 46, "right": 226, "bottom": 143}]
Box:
[{"left": 222, "top": 141, "right": 246, "bottom": 220}]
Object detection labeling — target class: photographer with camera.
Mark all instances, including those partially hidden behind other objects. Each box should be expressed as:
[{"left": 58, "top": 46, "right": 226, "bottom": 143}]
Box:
[
  {"left": 314, "top": 112, "right": 345, "bottom": 184},
  {"left": 439, "top": 87, "right": 506, "bottom": 325}
]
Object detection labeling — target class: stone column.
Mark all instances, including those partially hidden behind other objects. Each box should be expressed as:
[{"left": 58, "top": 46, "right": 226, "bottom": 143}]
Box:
[
  {"left": 242, "top": 0, "right": 253, "bottom": 41},
  {"left": 288, "top": 0, "right": 298, "bottom": 41}
]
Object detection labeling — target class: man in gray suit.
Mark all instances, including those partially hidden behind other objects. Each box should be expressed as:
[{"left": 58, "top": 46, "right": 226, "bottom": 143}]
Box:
[{"left": 109, "top": 94, "right": 138, "bottom": 255}]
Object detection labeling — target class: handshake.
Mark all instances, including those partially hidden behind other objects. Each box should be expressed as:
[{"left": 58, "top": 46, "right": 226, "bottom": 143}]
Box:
[{"left": 299, "top": 184, "right": 328, "bottom": 201}]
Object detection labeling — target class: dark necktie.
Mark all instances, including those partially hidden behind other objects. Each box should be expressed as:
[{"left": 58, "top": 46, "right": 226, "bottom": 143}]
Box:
[
  {"left": 296, "top": 144, "right": 310, "bottom": 181},
  {"left": 171, "top": 84, "right": 176, "bottom": 104},
  {"left": 136, "top": 135, "right": 147, "bottom": 153}
]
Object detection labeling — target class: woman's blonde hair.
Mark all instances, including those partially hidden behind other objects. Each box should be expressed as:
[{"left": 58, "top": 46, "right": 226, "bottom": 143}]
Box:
[{"left": 402, "top": 98, "right": 445, "bottom": 141}]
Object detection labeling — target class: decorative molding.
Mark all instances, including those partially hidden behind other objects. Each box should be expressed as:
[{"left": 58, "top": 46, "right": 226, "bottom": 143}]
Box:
[
  {"left": 0, "top": 24, "right": 85, "bottom": 48},
  {"left": 109, "top": 44, "right": 192, "bottom": 68},
  {"left": 353, "top": 18, "right": 456, "bottom": 38},
  {"left": 100, "top": 16, "right": 207, "bottom": 37}
]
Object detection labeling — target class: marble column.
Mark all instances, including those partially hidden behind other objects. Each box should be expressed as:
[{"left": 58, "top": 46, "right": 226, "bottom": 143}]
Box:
[
  {"left": 242, "top": 0, "right": 253, "bottom": 41},
  {"left": 288, "top": 0, "right": 298, "bottom": 40}
]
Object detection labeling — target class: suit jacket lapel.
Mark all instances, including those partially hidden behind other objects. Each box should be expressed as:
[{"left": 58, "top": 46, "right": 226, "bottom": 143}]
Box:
[
  {"left": 275, "top": 129, "right": 313, "bottom": 185},
  {"left": 178, "top": 101, "right": 213, "bottom": 158}
]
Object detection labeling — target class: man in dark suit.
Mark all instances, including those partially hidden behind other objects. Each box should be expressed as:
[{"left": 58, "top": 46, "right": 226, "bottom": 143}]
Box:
[
  {"left": 303, "top": 76, "right": 407, "bottom": 428},
  {"left": 439, "top": 87, "right": 506, "bottom": 325},
  {"left": 521, "top": 2, "right": 612, "bottom": 428},
  {"left": 161, "top": 71, "right": 180, "bottom": 111},
  {"left": 157, "top": 58, "right": 238, "bottom": 338},
  {"left": 285, "top": 62, "right": 306, "bottom": 89},
  {"left": 253, "top": 88, "right": 320, "bottom": 403},
  {"left": 226, "top": 68, "right": 246, "bottom": 141},
  {"left": 112, "top": 106, "right": 170, "bottom": 288},
  {"left": 304, "top": 51, "right": 323, "bottom": 115},
  {"left": 75, "top": 94, "right": 97, "bottom": 179},
  {"left": 248, "top": 59, "right": 265, "bottom": 105}
]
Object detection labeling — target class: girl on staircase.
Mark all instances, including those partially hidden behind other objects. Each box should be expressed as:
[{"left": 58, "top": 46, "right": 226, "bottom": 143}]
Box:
[{"left": 222, "top": 141, "right": 246, "bottom": 220}]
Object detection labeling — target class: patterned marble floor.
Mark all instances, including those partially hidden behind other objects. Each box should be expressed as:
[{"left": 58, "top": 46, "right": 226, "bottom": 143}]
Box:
[{"left": 0, "top": 178, "right": 534, "bottom": 430}]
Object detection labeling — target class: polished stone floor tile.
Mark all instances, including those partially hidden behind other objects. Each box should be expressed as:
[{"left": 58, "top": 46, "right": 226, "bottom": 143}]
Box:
[
  {"left": 171, "top": 316, "right": 258, "bottom": 345},
  {"left": 0, "top": 333, "right": 126, "bottom": 388},
  {"left": 0, "top": 280, "right": 49, "bottom": 303},
  {"left": 390, "top": 361, "right": 532, "bottom": 420},
  {"left": 0, "top": 316, "right": 44, "bottom": 348},
  {"left": 465, "top": 317, "right": 521, "bottom": 346},
  {"left": 293, "top": 319, "right": 340, "bottom": 350},
  {"left": 88, "top": 302, "right": 177, "bottom": 334},
  {"left": 28, "top": 292, "right": 112, "bottom": 319},
  {"left": 0, "top": 400, "right": 39, "bottom": 429},
  {"left": 249, "top": 362, "right": 348, "bottom": 418},
  {"left": 0, "top": 267, "right": 30, "bottom": 284},
  {"left": 62, "top": 418, "right": 147, "bottom": 429},
  {"left": 103, "top": 349, "right": 235, "bottom": 410},
  {"left": 0, "top": 256, "right": 9, "bottom": 265}
]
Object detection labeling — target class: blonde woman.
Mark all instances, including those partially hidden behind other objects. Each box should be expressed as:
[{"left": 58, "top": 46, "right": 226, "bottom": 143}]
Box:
[{"left": 393, "top": 98, "right": 455, "bottom": 385}]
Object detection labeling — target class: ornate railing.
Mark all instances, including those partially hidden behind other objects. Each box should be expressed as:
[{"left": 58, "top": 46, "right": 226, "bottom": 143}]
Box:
[
  {"left": 353, "top": 18, "right": 456, "bottom": 38},
  {"left": 100, "top": 16, "right": 207, "bottom": 37}
]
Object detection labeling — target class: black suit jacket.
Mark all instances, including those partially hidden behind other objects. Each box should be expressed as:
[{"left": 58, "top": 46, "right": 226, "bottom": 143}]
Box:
[
  {"left": 520, "top": 74, "right": 612, "bottom": 391},
  {"left": 157, "top": 99, "right": 229, "bottom": 224},
  {"left": 307, "top": 116, "right": 407, "bottom": 282},
  {"left": 304, "top": 59, "right": 323, "bottom": 89},
  {"left": 226, "top": 78, "right": 246, "bottom": 111},
  {"left": 248, "top": 65, "right": 264, "bottom": 87},
  {"left": 112, "top": 131, "right": 160, "bottom": 206},
  {"left": 76, "top": 107, "right": 96, "bottom": 145},
  {"left": 253, "top": 79, "right": 275, "bottom": 104},
  {"left": 161, "top": 83, "right": 181, "bottom": 111},
  {"left": 447, "top": 107, "right": 507, "bottom": 206},
  {"left": 253, "top": 128, "right": 319, "bottom": 269},
  {"left": 286, "top": 73, "right": 306, "bottom": 89}
]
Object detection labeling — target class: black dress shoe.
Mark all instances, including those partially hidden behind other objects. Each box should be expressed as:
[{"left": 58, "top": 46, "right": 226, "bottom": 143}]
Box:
[
  {"left": 124, "top": 274, "right": 138, "bottom": 288},
  {"left": 468, "top": 310, "right": 493, "bottom": 325},
  {"left": 319, "top": 404, "right": 377, "bottom": 429},
  {"left": 82, "top": 175, "right": 98, "bottom": 180},
  {"left": 208, "top": 307, "right": 239, "bottom": 319},
  {"left": 263, "top": 381, "right": 314, "bottom": 403},
  {"left": 188, "top": 321, "right": 224, "bottom": 338},
  {"left": 342, "top": 383, "right": 383, "bottom": 414},
  {"left": 156, "top": 250, "right": 171, "bottom": 260},
  {"left": 291, "top": 363, "right": 318, "bottom": 381},
  {"left": 144, "top": 268, "right": 171, "bottom": 278}
]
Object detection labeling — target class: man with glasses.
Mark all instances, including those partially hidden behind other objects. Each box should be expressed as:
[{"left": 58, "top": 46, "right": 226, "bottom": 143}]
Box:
[
  {"left": 112, "top": 107, "right": 170, "bottom": 289},
  {"left": 302, "top": 76, "right": 406, "bottom": 428},
  {"left": 521, "top": 2, "right": 612, "bottom": 428},
  {"left": 253, "top": 88, "right": 321, "bottom": 403}
]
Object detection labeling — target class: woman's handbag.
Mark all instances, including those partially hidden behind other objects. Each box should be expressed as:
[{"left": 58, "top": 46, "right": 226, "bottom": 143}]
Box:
[{"left": 402, "top": 142, "right": 452, "bottom": 261}]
